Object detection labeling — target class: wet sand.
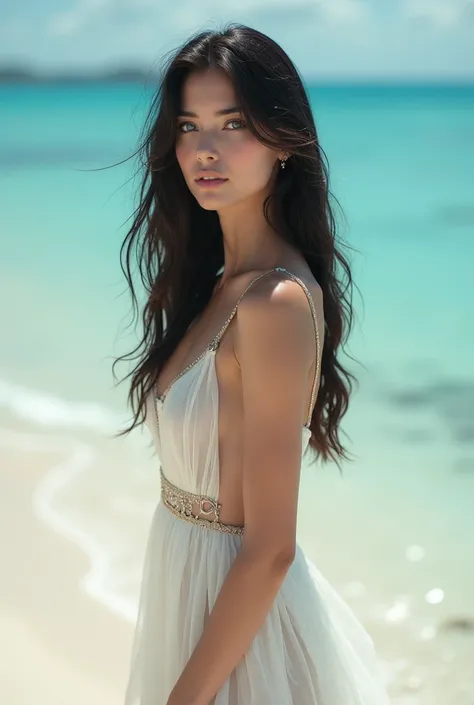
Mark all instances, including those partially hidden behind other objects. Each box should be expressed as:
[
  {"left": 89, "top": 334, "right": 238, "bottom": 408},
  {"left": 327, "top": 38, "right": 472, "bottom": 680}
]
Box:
[{"left": 0, "top": 445, "right": 133, "bottom": 705}]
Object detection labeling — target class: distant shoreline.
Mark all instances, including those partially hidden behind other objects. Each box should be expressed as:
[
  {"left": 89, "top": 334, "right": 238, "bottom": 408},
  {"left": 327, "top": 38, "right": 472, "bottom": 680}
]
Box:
[
  {"left": 0, "top": 68, "right": 159, "bottom": 84},
  {"left": 1, "top": 67, "right": 473, "bottom": 86}
]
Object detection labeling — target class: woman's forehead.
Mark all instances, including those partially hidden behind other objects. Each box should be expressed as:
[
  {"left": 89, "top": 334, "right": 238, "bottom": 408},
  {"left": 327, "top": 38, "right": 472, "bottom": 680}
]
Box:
[{"left": 179, "top": 69, "right": 237, "bottom": 114}]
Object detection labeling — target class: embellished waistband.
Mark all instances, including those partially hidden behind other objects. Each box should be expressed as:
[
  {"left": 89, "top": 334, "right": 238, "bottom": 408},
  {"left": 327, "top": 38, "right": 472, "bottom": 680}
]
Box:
[{"left": 160, "top": 467, "right": 244, "bottom": 536}]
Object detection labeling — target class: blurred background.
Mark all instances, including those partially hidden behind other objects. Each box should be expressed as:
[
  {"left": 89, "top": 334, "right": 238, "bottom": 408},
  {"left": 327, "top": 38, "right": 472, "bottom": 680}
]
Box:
[{"left": 1, "top": 2, "right": 473, "bottom": 704}]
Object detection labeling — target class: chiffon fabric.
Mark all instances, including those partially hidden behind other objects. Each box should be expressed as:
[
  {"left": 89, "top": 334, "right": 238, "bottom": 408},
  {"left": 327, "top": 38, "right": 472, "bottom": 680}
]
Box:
[{"left": 124, "top": 268, "right": 390, "bottom": 704}]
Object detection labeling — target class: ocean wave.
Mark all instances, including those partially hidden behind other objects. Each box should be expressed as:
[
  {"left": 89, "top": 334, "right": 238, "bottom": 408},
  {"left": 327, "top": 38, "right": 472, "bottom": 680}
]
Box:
[
  {"left": 0, "top": 375, "right": 127, "bottom": 436},
  {"left": 0, "top": 375, "right": 157, "bottom": 623}
]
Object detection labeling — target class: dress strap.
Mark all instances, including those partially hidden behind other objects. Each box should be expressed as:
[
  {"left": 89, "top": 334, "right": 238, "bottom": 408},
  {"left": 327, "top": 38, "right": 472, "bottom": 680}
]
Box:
[{"left": 211, "top": 266, "right": 322, "bottom": 428}]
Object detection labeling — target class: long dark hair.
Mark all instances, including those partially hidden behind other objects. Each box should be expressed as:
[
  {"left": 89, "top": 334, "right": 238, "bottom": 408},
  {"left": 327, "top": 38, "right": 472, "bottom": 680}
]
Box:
[{"left": 112, "top": 23, "right": 359, "bottom": 471}]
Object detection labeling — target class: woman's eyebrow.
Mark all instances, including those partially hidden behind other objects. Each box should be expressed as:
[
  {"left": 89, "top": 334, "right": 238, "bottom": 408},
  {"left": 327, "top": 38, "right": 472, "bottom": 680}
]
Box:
[{"left": 177, "top": 106, "right": 241, "bottom": 117}]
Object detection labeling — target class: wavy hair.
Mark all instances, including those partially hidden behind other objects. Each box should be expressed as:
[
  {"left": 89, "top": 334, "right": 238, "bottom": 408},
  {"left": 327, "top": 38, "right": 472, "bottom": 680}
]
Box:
[{"left": 112, "top": 23, "right": 359, "bottom": 472}]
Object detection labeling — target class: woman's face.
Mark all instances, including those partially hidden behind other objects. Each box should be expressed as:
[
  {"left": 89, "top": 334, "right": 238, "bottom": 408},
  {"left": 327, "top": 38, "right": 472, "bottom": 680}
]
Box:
[{"left": 175, "top": 68, "right": 284, "bottom": 212}]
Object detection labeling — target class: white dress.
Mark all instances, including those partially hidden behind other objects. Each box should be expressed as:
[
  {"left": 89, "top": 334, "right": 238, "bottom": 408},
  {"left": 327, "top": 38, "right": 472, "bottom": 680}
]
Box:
[{"left": 124, "top": 267, "right": 390, "bottom": 705}]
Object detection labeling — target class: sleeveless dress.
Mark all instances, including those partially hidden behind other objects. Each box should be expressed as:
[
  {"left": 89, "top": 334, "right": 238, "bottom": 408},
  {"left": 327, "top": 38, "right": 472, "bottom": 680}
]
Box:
[{"left": 124, "top": 267, "right": 390, "bottom": 705}]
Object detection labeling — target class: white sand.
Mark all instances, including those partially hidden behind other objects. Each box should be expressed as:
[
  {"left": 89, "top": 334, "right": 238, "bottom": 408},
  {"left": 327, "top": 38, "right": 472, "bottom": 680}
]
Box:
[
  {"left": 0, "top": 446, "right": 133, "bottom": 705},
  {"left": 1, "top": 421, "right": 473, "bottom": 705}
]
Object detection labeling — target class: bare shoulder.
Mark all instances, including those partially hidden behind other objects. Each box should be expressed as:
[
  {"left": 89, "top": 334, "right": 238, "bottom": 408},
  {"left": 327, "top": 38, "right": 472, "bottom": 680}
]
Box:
[
  {"left": 244, "top": 267, "right": 322, "bottom": 307},
  {"left": 237, "top": 266, "right": 323, "bottom": 332},
  {"left": 233, "top": 267, "right": 323, "bottom": 369}
]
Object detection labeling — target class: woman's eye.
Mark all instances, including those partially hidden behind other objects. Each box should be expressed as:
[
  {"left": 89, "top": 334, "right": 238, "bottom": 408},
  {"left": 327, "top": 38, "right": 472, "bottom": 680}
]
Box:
[
  {"left": 178, "top": 122, "right": 195, "bottom": 133},
  {"left": 225, "top": 119, "right": 246, "bottom": 130},
  {"left": 177, "top": 119, "right": 245, "bottom": 133}
]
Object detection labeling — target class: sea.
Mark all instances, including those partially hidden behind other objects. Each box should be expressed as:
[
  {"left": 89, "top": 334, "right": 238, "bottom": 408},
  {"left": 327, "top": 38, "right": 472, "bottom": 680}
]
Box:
[{"left": 1, "top": 81, "right": 473, "bottom": 704}]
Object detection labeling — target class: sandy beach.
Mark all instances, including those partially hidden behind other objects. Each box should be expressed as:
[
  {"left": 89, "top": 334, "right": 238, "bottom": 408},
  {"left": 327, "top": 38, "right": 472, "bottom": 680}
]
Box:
[
  {"left": 2, "top": 76, "right": 474, "bottom": 705},
  {"left": 0, "top": 442, "right": 133, "bottom": 705},
  {"left": 1, "top": 409, "right": 474, "bottom": 705}
]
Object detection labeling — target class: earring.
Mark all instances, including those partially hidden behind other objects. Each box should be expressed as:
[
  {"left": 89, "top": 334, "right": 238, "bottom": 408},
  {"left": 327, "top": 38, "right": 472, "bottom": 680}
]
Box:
[{"left": 280, "top": 157, "right": 288, "bottom": 169}]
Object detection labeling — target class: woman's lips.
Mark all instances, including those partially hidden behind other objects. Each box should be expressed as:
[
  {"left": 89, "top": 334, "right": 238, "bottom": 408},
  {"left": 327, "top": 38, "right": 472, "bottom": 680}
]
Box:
[{"left": 195, "top": 177, "right": 228, "bottom": 189}]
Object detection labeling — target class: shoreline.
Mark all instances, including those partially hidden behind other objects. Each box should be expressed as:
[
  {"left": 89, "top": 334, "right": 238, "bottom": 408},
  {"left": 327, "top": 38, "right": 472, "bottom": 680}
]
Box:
[
  {"left": 0, "top": 438, "right": 133, "bottom": 705},
  {"left": 1, "top": 414, "right": 474, "bottom": 704}
]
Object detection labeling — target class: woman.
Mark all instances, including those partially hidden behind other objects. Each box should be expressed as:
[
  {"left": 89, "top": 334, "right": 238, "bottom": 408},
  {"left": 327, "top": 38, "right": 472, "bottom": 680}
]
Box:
[{"left": 115, "top": 23, "right": 390, "bottom": 705}]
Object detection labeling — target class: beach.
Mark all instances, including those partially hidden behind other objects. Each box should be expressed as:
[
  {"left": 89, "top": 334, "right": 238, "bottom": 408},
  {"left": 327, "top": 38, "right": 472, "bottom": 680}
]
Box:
[
  {"left": 1, "top": 81, "right": 473, "bottom": 704},
  {"left": 0, "top": 426, "right": 134, "bottom": 705},
  {"left": 1, "top": 400, "right": 473, "bottom": 705}
]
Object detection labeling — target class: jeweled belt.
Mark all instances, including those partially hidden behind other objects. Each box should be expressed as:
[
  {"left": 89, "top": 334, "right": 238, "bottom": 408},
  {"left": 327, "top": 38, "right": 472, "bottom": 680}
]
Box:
[{"left": 160, "top": 466, "right": 244, "bottom": 536}]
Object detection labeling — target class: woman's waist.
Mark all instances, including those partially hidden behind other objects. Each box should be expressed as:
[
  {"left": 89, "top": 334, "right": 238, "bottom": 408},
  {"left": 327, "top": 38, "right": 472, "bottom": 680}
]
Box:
[{"left": 160, "top": 466, "right": 245, "bottom": 536}]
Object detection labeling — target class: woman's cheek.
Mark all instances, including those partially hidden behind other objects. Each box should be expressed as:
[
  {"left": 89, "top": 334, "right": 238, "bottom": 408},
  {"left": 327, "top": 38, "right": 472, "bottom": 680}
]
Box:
[
  {"left": 237, "top": 142, "right": 275, "bottom": 180},
  {"left": 224, "top": 134, "right": 259, "bottom": 167},
  {"left": 175, "top": 143, "right": 196, "bottom": 180},
  {"left": 175, "top": 141, "right": 187, "bottom": 166}
]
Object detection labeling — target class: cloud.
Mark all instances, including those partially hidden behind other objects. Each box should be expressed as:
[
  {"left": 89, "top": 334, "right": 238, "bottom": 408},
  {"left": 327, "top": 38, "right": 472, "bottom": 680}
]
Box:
[
  {"left": 2, "top": 0, "right": 472, "bottom": 77},
  {"left": 403, "top": 0, "right": 473, "bottom": 28},
  {"left": 322, "top": 0, "right": 368, "bottom": 22},
  {"left": 48, "top": 0, "right": 112, "bottom": 36},
  {"left": 47, "top": 0, "right": 369, "bottom": 38}
]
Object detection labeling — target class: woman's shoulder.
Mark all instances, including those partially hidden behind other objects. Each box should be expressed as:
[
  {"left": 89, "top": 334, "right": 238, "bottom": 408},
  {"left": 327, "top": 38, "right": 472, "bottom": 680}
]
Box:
[
  {"left": 231, "top": 266, "right": 322, "bottom": 382},
  {"left": 234, "top": 265, "right": 321, "bottom": 340},
  {"left": 237, "top": 264, "right": 323, "bottom": 312}
]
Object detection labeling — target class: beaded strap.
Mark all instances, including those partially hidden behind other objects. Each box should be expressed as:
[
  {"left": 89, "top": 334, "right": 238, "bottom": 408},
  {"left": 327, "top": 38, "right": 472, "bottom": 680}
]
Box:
[
  {"left": 156, "top": 266, "right": 321, "bottom": 426},
  {"left": 210, "top": 266, "right": 321, "bottom": 427},
  {"left": 160, "top": 467, "right": 244, "bottom": 536},
  {"left": 155, "top": 270, "right": 282, "bottom": 403},
  {"left": 273, "top": 268, "right": 321, "bottom": 427}
]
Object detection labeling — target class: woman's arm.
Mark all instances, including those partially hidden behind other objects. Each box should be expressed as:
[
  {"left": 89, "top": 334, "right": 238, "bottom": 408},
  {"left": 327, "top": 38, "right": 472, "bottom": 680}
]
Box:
[{"left": 166, "top": 276, "right": 320, "bottom": 705}]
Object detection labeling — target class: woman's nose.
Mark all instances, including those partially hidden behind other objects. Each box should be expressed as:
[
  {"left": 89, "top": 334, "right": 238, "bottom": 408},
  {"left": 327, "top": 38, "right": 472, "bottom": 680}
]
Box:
[
  {"left": 197, "top": 152, "right": 218, "bottom": 164},
  {"left": 196, "top": 140, "right": 219, "bottom": 162}
]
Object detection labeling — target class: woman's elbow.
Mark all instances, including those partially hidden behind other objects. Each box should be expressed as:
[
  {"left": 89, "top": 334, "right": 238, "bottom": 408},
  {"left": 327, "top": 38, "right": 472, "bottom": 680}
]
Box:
[
  {"left": 272, "top": 545, "right": 296, "bottom": 571},
  {"left": 243, "top": 539, "right": 296, "bottom": 573}
]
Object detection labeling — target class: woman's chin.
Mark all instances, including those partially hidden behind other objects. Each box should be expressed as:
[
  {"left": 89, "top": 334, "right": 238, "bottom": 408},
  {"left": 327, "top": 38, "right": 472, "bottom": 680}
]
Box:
[{"left": 195, "top": 193, "right": 229, "bottom": 211}]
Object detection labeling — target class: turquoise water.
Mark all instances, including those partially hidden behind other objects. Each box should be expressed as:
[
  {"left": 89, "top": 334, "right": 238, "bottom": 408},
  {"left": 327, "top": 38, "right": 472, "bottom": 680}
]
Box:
[
  {"left": 1, "top": 82, "right": 474, "bottom": 702},
  {"left": 2, "top": 83, "right": 473, "bottom": 400}
]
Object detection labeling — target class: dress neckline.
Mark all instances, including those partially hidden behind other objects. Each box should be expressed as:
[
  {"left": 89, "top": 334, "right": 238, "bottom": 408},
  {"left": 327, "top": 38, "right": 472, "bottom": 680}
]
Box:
[
  {"left": 156, "top": 345, "right": 215, "bottom": 405},
  {"left": 155, "top": 345, "right": 313, "bottom": 432},
  {"left": 154, "top": 265, "right": 320, "bottom": 431},
  {"left": 155, "top": 267, "right": 287, "bottom": 405}
]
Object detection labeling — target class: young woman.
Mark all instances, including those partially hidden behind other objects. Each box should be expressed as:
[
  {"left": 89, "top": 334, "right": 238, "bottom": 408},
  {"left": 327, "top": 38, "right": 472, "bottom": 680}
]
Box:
[{"left": 116, "top": 23, "right": 390, "bottom": 705}]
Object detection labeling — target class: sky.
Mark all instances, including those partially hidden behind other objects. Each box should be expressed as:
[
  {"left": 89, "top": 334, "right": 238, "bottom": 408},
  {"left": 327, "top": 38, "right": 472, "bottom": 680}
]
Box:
[{"left": 1, "top": 0, "right": 473, "bottom": 79}]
